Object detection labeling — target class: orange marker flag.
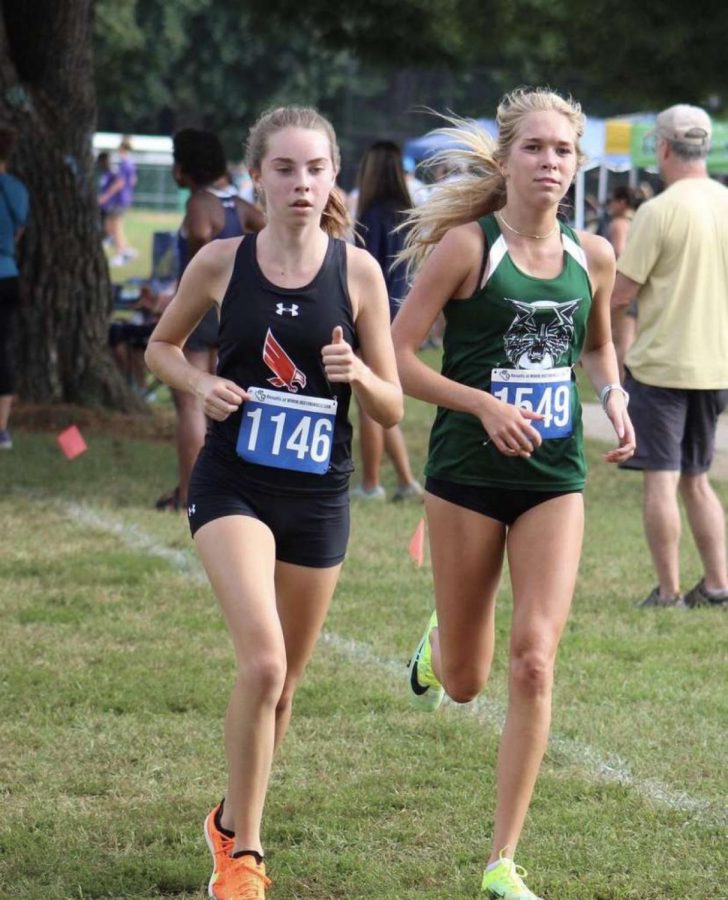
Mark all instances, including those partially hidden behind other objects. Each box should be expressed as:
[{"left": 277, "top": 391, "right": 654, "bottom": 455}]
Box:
[
  {"left": 57, "top": 425, "right": 88, "bottom": 460},
  {"left": 409, "top": 517, "right": 426, "bottom": 567}
]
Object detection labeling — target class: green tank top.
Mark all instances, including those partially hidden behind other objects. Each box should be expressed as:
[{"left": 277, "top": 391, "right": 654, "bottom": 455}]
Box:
[{"left": 425, "top": 214, "right": 593, "bottom": 491}]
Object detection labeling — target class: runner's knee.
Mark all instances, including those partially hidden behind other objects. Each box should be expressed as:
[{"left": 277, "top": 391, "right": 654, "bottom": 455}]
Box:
[
  {"left": 236, "top": 653, "right": 287, "bottom": 703},
  {"left": 442, "top": 662, "right": 488, "bottom": 704},
  {"left": 509, "top": 647, "right": 554, "bottom": 699}
]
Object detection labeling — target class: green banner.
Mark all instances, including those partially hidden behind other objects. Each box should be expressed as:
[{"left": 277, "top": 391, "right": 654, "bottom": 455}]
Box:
[{"left": 631, "top": 122, "right": 728, "bottom": 173}]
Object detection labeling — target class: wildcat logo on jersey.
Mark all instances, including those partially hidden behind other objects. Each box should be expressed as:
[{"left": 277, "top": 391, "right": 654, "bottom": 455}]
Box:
[
  {"left": 263, "top": 328, "right": 307, "bottom": 392},
  {"left": 503, "top": 298, "right": 581, "bottom": 369}
]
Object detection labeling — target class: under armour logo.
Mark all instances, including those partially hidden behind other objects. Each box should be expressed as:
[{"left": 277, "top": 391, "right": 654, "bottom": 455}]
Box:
[
  {"left": 275, "top": 303, "right": 299, "bottom": 316},
  {"left": 188, "top": 504, "right": 196, "bottom": 516}
]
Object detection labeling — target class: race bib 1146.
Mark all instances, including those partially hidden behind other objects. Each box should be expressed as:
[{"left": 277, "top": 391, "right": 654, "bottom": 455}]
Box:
[
  {"left": 237, "top": 387, "right": 337, "bottom": 474},
  {"left": 490, "top": 367, "right": 573, "bottom": 439}
]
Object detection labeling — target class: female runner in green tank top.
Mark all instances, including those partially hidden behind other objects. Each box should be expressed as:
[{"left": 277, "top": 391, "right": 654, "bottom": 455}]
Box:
[{"left": 392, "top": 88, "right": 635, "bottom": 899}]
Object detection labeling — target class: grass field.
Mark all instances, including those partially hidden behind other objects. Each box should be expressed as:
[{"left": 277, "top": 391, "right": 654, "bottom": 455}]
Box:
[
  {"left": 107, "top": 209, "right": 183, "bottom": 283},
  {"left": 1, "top": 370, "right": 726, "bottom": 900}
]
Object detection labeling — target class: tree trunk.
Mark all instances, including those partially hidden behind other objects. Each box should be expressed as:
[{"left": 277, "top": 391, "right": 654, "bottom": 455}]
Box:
[{"left": 0, "top": 0, "right": 142, "bottom": 409}]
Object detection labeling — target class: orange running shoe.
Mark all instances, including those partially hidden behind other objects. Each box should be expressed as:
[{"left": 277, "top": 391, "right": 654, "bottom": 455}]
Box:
[
  {"left": 204, "top": 803, "right": 234, "bottom": 881},
  {"left": 208, "top": 853, "right": 270, "bottom": 899},
  {"left": 204, "top": 805, "right": 271, "bottom": 899}
]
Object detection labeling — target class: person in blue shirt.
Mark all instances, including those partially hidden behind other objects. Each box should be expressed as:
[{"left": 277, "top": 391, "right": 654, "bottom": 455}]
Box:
[
  {"left": 352, "top": 141, "right": 423, "bottom": 501},
  {"left": 0, "top": 126, "right": 29, "bottom": 450}
]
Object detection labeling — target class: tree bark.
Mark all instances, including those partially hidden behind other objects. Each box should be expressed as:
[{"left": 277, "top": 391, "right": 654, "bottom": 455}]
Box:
[{"left": 0, "top": 0, "right": 141, "bottom": 409}]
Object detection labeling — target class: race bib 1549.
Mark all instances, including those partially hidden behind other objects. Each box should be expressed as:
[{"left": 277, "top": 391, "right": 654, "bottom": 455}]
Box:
[
  {"left": 237, "top": 387, "right": 337, "bottom": 474},
  {"left": 490, "top": 367, "right": 573, "bottom": 439}
]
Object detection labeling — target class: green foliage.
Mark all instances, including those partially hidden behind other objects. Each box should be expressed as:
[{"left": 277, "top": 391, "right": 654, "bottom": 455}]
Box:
[
  {"left": 490, "top": 0, "right": 728, "bottom": 111},
  {"left": 94, "top": 0, "right": 386, "bottom": 164},
  {"left": 93, "top": 1, "right": 500, "bottom": 184},
  {"left": 94, "top": 0, "right": 199, "bottom": 133},
  {"left": 244, "top": 0, "right": 467, "bottom": 66},
  {"left": 94, "top": 0, "right": 727, "bottom": 182}
]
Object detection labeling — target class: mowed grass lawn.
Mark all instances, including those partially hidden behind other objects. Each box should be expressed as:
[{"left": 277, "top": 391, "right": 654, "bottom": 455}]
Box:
[
  {"left": 1, "top": 369, "right": 727, "bottom": 898},
  {"left": 107, "top": 208, "right": 183, "bottom": 283}
]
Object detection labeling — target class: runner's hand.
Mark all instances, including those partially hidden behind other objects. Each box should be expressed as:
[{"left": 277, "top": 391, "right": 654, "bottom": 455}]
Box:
[
  {"left": 196, "top": 374, "right": 248, "bottom": 421},
  {"left": 480, "top": 393, "right": 543, "bottom": 458},
  {"left": 322, "top": 326, "right": 362, "bottom": 383},
  {"left": 602, "top": 393, "right": 636, "bottom": 463}
]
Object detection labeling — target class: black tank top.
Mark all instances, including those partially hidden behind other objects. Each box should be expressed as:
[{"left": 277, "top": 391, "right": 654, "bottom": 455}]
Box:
[{"left": 206, "top": 233, "right": 357, "bottom": 493}]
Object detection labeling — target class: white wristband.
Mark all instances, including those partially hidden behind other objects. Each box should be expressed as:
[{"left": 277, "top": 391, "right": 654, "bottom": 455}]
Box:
[{"left": 600, "top": 383, "right": 629, "bottom": 412}]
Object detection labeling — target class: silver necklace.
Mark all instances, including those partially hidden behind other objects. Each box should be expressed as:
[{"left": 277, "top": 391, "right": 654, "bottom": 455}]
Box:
[{"left": 496, "top": 212, "right": 559, "bottom": 240}]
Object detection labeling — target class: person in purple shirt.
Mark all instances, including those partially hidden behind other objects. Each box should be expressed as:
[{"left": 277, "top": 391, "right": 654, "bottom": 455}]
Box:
[
  {"left": 98, "top": 136, "right": 137, "bottom": 267},
  {"left": 0, "top": 126, "right": 29, "bottom": 450},
  {"left": 96, "top": 151, "right": 120, "bottom": 224}
]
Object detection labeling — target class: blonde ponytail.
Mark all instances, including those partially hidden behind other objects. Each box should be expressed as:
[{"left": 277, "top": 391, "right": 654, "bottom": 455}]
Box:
[
  {"left": 397, "top": 116, "right": 507, "bottom": 278},
  {"left": 398, "top": 88, "right": 586, "bottom": 279}
]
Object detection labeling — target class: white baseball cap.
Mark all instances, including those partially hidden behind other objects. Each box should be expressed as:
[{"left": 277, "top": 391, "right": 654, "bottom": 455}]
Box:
[{"left": 654, "top": 104, "right": 712, "bottom": 148}]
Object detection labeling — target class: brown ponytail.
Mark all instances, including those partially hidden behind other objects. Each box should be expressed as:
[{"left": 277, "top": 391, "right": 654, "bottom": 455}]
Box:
[{"left": 321, "top": 185, "right": 352, "bottom": 239}]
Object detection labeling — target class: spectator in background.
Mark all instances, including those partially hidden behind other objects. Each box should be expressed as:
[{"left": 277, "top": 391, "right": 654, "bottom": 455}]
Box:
[
  {"left": 606, "top": 185, "right": 640, "bottom": 257},
  {"left": 97, "top": 150, "right": 126, "bottom": 266},
  {"left": 116, "top": 136, "right": 137, "bottom": 251},
  {"left": 402, "top": 154, "right": 428, "bottom": 205},
  {"left": 108, "top": 283, "right": 169, "bottom": 396},
  {"left": 229, "top": 161, "right": 257, "bottom": 204},
  {"left": 611, "top": 104, "right": 728, "bottom": 608},
  {"left": 96, "top": 151, "right": 117, "bottom": 235},
  {"left": 155, "top": 128, "right": 265, "bottom": 512},
  {"left": 352, "top": 140, "right": 423, "bottom": 501},
  {"left": 98, "top": 136, "right": 138, "bottom": 267},
  {"left": 0, "top": 126, "right": 29, "bottom": 451},
  {"left": 606, "top": 185, "right": 641, "bottom": 379}
]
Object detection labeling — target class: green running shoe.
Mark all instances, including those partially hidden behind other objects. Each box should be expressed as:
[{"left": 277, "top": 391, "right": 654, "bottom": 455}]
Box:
[
  {"left": 481, "top": 855, "right": 542, "bottom": 899},
  {"left": 407, "top": 610, "right": 444, "bottom": 711}
]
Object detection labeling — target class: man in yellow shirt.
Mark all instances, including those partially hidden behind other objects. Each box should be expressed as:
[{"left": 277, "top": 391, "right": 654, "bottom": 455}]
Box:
[{"left": 611, "top": 104, "right": 728, "bottom": 608}]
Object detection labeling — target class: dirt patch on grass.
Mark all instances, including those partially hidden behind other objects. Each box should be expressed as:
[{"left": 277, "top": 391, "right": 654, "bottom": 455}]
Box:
[{"left": 12, "top": 402, "right": 176, "bottom": 443}]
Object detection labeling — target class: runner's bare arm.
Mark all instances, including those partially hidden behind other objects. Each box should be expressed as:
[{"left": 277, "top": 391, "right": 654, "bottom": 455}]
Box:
[
  {"left": 145, "top": 239, "right": 248, "bottom": 421},
  {"left": 325, "top": 245, "right": 402, "bottom": 427},
  {"left": 579, "top": 232, "right": 635, "bottom": 461}
]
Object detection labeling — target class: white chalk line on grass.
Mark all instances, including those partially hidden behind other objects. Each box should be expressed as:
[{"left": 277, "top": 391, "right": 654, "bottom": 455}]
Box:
[
  {"left": 319, "top": 634, "right": 723, "bottom": 821},
  {"left": 64, "top": 501, "right": 725, "bottom": 824}
]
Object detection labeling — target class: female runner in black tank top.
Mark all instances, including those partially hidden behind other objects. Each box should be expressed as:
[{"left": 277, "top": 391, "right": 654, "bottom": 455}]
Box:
[{"left": 146, "top": 108, "right": 402, "bottom": 899}]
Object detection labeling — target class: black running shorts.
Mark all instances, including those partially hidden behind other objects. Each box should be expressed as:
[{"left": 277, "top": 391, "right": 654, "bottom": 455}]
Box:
[
  {"left": 187, "top": 446, "right": 350, "bottom": 568},
  {"left": 425, "top": 476, "right": 579, "bottom": 527}
]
